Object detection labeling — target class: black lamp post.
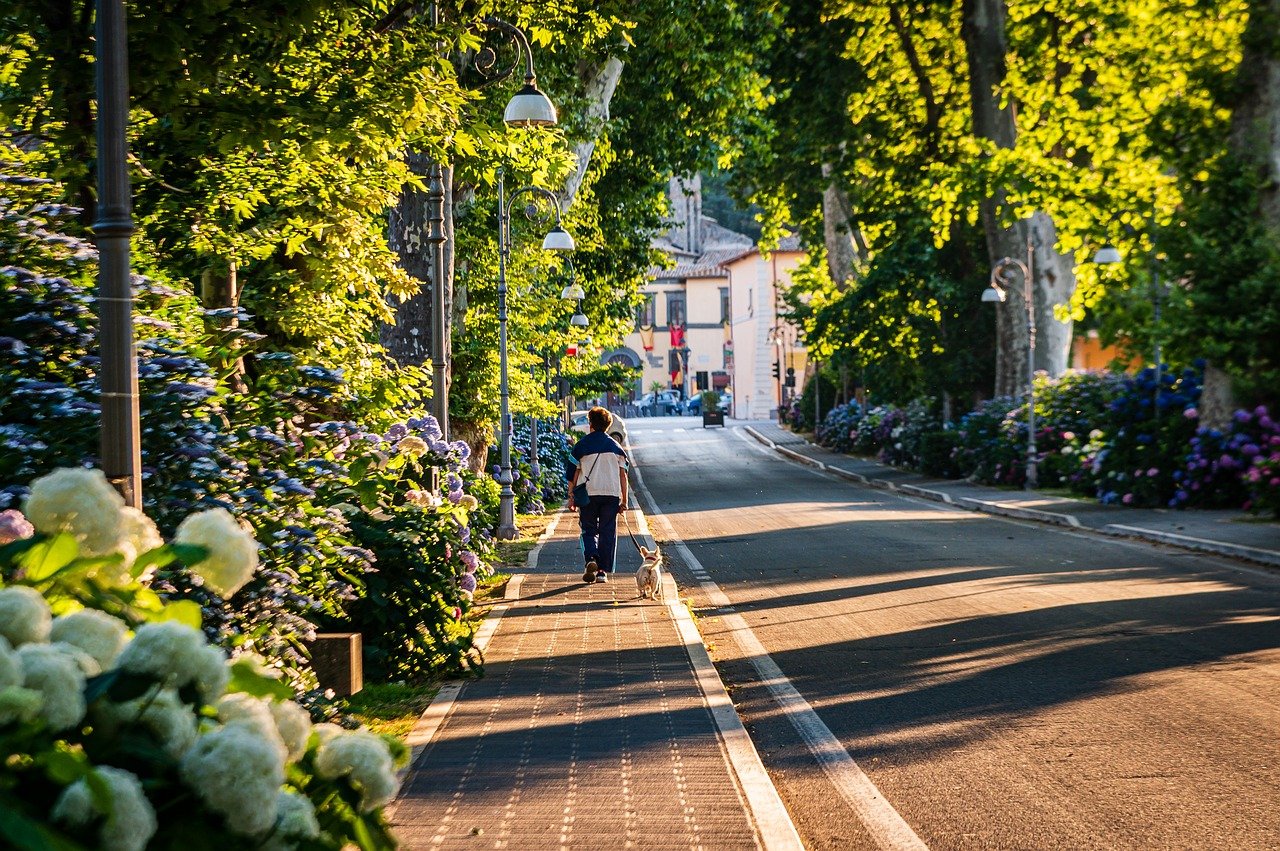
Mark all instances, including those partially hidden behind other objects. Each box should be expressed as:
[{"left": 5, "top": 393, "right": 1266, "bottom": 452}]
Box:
[
  {"left": 95, "top": 0, "right": 142, "bottom": 508},
  {"left": 494, "top": 171, "right": 574, "bottom": 539}
]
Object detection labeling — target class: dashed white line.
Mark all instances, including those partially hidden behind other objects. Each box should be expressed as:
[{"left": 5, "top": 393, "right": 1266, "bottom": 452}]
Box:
[{"left": 630, "top": 451, "right": 930, "bottom": 851}]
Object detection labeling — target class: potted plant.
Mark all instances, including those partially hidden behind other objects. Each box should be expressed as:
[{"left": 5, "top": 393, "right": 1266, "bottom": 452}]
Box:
[{"left": 701, "top": 390, "right": 725, "bottom": 427}]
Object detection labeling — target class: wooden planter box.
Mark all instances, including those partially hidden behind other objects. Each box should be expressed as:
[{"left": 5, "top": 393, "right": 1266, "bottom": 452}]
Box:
[{"left": 702, "top": 409, "right": 725, "bottom": 428}]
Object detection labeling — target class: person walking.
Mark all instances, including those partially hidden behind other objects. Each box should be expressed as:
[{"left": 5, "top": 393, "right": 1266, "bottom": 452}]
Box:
[{"left": 568, "top": 406, "right": 629, "bottom": 583}]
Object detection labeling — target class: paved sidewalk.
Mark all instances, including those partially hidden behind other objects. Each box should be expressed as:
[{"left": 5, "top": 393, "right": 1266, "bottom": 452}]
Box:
[
  {"left": 391, "top": 510, "right": 801, "bottom": 850},
  {"left": 748, "top": 422, "right": 1280, "bottom": 567}
]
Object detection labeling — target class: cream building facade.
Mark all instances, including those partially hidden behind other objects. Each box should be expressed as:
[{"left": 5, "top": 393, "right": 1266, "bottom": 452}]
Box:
[{"left": 607, "top": 175, "right": 808, "bottom": 419}]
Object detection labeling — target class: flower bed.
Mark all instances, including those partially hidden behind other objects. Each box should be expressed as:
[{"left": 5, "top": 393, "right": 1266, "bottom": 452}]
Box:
[{"left": 806, "top": 367, "right": 1276, "bottom": 517}]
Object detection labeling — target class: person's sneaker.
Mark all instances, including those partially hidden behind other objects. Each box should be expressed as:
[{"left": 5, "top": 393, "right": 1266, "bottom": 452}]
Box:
[
  {"left": 595, "top": 571, "right": 609, "bottom": 583},
  {"left": 583, "top": 561, "right": 598, "bottom": 583}
]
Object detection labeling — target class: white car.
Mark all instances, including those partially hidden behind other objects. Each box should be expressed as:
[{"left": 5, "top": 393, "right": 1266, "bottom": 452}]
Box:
[{"left": 569, "top": 410, "right": 628, "bottom": 446}]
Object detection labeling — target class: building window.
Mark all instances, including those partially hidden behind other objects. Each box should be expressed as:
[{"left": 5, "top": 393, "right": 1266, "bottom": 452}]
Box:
[
  {"left": 666, "top": 292, "right": 686, "bottom": 328},
  {"left": 719, "top": 287, "right": 730, "bottom": 324},
  {"left": 636, "top": 294, "right": 655, "bottom": 329}
]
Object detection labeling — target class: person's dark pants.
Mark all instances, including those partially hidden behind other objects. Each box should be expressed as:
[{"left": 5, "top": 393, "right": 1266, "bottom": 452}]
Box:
[{"left": 579, "top": 495, "right": 621, "bottom": 573}]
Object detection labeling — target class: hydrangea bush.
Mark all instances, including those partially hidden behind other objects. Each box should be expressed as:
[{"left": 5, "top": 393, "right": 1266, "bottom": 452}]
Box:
[
  {"left": 0, "top": 470, "right": 403, "bottom": 850},
  {"left": 0, "top": 170, "right": 498, "bottom": 687},
  {"left": 797, "top": 365, "right": 1274, "bottom": 517},
  {"left": 1172, "top": 405, "right": 1280, "bottom": 511}
]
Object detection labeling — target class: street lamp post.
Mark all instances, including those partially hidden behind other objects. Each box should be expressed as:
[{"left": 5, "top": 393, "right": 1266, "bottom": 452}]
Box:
[
  {"left": 494, "top": 168, "right": 574, "bottom": 539},
  {"left": 983, "top": 241, "right": 1038, "bottom": 490},
  {"left": 95, "top": 0, "right": 142, "bottom": 508}
]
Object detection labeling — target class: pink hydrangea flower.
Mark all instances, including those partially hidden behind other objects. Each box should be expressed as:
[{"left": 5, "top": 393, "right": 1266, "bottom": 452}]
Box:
[{"left": 0, "top": 510, "right": 34, "bottom": 545}]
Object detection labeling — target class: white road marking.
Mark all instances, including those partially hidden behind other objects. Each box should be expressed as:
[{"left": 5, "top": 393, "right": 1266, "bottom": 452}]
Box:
[
  {"left": 630, "top": 465, "right": 803, "bottom": 849},
  {"left": 630, "top": 452, "right": 931, "bottom": 851}
]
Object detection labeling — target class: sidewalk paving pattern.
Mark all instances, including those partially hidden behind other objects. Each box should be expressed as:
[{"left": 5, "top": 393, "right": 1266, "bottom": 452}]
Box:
[
  {"left": 748, "top": 421, "right": 1280, "bottom": 566},
  {"left": 392, "top": 519, "right": 775, "bottom": 849}
]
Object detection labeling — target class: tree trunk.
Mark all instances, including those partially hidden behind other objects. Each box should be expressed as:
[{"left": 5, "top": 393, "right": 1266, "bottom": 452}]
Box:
[
  {"left": 382, "top": 151, "right": 434, "bottom": 366},
  {"left": 820, "top": 162, "right": 864, "bottom": 290},
  {"left": 961, "top": 0, "right": 1075, "bottom": 397},
  {"left": 200, "top": 263, "right": 247, "bottom": 393},
  {"left": 559, "top": 57, "right": 624, "bottom": 212},
  {"left": 1229, "top": 0, "right": 1280, "bottom": 223},
  {"left": 1206, "top": 0, "right": 1280, "bottom": 417}
]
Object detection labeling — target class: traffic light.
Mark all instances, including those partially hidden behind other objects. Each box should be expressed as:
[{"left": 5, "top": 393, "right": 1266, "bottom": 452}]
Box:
[
  {"left": 772, "top": 362, "right": 781, "bottom": 380},
  {"left": 785, "top": 367, "right": 796, "bottom": 388}
]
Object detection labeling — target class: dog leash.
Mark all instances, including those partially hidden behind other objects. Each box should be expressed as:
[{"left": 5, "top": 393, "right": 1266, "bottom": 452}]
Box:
[{"left": 621, "top": 510, "right": 646, "bottom": 555}]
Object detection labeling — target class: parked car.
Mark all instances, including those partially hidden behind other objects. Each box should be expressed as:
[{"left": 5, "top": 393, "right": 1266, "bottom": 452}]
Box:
[
  {"left": 569, "top": 410, "right": 628, "bottom": 446},
  {"left": 635, "top": 390, "right": 682, "bottom": 417}
]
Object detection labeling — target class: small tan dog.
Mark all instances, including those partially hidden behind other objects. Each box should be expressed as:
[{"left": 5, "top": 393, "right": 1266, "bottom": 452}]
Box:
[{"left": 635, "top": 545, "right": 664, "bottom": 600}]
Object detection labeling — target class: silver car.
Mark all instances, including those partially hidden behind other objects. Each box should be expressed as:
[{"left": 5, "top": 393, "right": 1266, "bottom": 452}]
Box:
[{"left": 569, "top": 410, "right": 628, "bottom": 446}]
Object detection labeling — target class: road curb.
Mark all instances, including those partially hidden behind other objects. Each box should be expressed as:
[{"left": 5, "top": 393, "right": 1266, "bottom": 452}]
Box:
[
  {"left": 899, "top": 483, "right": 953, "bottom": 504},
  {"left": 753, "top": 427, "right": 1280, "bottom": 567},
  {"left": 1101, "top": 524, "right": 1280, "bottom": 568},
  {"left": 743, "top": 425, "right": 777, "bottom": 449},
  {"left": 629, "top": 462, "right": 806, "bottom": 850},
  {"left": 778, "top": 445, "right": 825, "bottom": 469},
  {"left": 954, "top": 497, "right": 1082, "bottom": 528},
  {"left": 394, "top": 591, "right": 511, "bottom": 795},
  {"left": 394, "top": 510, "right": 556, "bottom": 798}
]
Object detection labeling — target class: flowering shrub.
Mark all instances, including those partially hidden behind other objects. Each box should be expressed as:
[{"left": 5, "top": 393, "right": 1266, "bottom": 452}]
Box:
[
  {"left": 816, "top": 402, "right": 861, "bottom": 453},
  {"left": 952, "top": 397, "right": 1025, "bottom": 485},
  {"left": 1088, "top": 367, "right": 1201, "bottom": 506},
  {"left": 1172, "top": 405, "right": 1280, "bottom": 515},
  {"left": 0, "top": 171, "right": 497, "bottom": 686},
  {"left": 302, "top": 417, "right": 494, "bottom": 682},
  {"left": 0, "top": 470, "right": 402, "bottom": 850}
]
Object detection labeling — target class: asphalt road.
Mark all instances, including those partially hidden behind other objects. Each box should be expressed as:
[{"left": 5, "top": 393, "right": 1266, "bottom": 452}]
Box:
[{"left": 626, "top": 417, "right": 1280, "bottom": 851}]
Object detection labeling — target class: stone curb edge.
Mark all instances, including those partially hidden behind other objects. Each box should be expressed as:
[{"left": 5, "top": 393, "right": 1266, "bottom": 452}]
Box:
[
  {"left": 392, "top": 508, "right": 566, "bottom": 798},
  {"left": 628, "top": 467, "right": 806, "bottom": 850},
  {"left": 1101, "top": 524, "right": 1280, "bottom": 568},
  {"left": 744, "top": 425, "right": 1279, "bottom": 568}
]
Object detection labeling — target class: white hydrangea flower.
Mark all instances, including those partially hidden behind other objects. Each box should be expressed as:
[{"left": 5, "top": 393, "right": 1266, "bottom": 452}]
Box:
[
  {"left": 269, "top": 700, "right": 312, "bottom": 763},
  {"left": 17, "top": 643, "right": 87, "bottom": 730},
  {"left": 314, "top": 729, "right": 399, "bottom": 811},
  {"left": 0, "top": 636, "right": 20, "bottom": 689},
  {"left": 93, "top": 688, "right": 198, "bottom": 758},
  {"left": 266, "top": 789, "right": 320, "bottom": 848},
  {"left": 22, "top": 467, "right": 126, "bottom": 556},
  {"left": 396, "top": 436, "right": 428, "bottom": 457},
  {"left": 180, "top": 719, "right": 286, "bottom": 835},
  {"left": 216, "top": 693, "right": 285, "bottom": 748},
  {"left": 50, "top": 609, "right": 129, "bottom": 671},
  {"left": 0, "top": 586, "right": 52, "bottom": 647},
  {"left": 175, "top": 508, "right": 259, "bottom": 598},
  {"left": 311, "top": 721, "right": 345, "bottom": 748},
  {"left": 52, "top": 766, "right": 157, "bottom": 851},
  {"left": 116, "top": 621, "right": 229, "bottom": 705},
  {"left": 117, "top": 507, "right": 164, "bottom": 575}
]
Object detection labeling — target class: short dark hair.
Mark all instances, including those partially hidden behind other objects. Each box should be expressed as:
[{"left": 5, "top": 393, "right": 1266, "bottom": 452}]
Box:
[{"left": 587, "top": 406, "right": 613, "bottom": 432}]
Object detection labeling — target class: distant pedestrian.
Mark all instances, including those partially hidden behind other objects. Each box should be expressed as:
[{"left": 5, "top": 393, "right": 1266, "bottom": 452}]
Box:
[{"left": 568, "top": 407, "right": 629, "bottom": 584}]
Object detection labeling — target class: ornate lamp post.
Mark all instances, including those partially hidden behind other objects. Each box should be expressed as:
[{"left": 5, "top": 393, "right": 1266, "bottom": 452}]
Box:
[
  {"left": 494, "top": 169, "right": 574, "bottom": 539},
  {"left": 982, "top": 242, "right": 1038, "bottom": 489}
]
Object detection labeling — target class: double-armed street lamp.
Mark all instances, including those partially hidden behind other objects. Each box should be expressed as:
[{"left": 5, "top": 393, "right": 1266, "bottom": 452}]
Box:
[
  {"left": 982, "top": 241, "right": 1039, "bottom": 489},
  {"left": 494, "top": 170, "right": 575, "bottom": 539}
]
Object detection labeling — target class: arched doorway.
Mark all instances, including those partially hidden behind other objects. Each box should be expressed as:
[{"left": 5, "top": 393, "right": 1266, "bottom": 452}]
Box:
[{"left": 600, "top": 348, "right": 642, "bottom": 414}]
